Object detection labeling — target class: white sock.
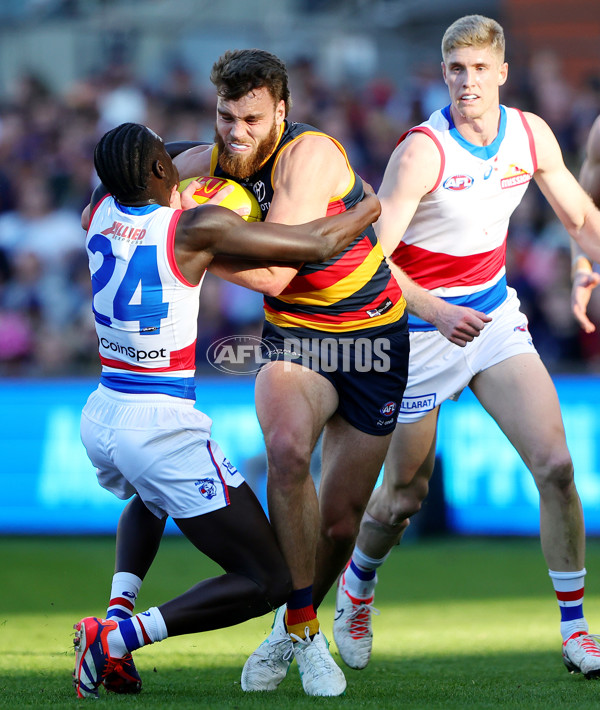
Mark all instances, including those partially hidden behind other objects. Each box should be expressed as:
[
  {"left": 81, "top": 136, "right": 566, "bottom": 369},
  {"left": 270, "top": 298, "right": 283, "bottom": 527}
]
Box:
[
  {"left": 107, "top": 606, "right": 168, "bottom": 657},
  {"left": 343, "top": 547, "right": 389, "bottom": 600},
  {"left": 106, "top": 572, "right": 142, "bottom": 621}
]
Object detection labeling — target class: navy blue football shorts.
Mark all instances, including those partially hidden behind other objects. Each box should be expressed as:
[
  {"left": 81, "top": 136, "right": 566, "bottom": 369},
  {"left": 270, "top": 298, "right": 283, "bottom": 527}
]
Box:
[{"left": 260, "top": 313, "right": 409, "bottom": 436}]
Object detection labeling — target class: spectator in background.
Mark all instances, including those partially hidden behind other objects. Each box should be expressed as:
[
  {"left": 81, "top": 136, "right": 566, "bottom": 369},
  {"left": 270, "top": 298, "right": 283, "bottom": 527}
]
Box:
[{"left": 0, "top": 38, "right": 596, "bottom": 377}]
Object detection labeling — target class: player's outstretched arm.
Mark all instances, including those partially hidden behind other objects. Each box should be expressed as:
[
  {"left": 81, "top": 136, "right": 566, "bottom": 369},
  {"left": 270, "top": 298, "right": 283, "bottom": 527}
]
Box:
[{"left": 178, "top": 182, "right": 379, "bottom": 264}]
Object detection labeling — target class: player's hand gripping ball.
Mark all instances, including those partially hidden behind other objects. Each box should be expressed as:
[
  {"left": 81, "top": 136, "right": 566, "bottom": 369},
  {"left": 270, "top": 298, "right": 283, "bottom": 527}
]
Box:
[{"left": 179, "top": 176, "right": 262, "bottom": 222}]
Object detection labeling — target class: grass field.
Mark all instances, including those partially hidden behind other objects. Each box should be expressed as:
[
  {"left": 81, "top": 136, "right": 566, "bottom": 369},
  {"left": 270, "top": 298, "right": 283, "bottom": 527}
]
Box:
[{"left": 3, "top": 535, "right": 600, "bottom": 709}]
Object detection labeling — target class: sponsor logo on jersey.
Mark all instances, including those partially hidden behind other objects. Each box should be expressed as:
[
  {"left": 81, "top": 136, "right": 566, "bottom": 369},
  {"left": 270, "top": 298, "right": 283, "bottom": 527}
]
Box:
[
  {"left": 100, "top": 337, "right": 167, "bottom": 362},
  {"left": 195, "top": 478, "right": 218, "bottom": 500},
  {"left": 366, "top": 297, "right": 393, "bottom": 318},
  {"left": 101, "top": 221, "right": 147, "bottom": 242},
  {"left": 443, "top": 175, "right": 474, "bottom": 191},
  {"left": 252, "top": 180, "right": 266, "bottom": 202},
  {"left": 399, "top": 393, "right": 436, "bottom": 414},
  {"left": 380, "top": 401, "right": 397, "bottom": 416},
  {"left": 221, "top": 458, "right": 239, "bottom": 477},
  {"left": 500, "top": 164, "right": 532, "bottom": 189}
]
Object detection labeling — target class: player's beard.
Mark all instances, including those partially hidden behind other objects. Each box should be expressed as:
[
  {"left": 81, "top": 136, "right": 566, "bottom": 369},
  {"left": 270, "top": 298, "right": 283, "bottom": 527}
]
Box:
[{"left": 215, "top": 123, "right": 279, "bottom": 179}]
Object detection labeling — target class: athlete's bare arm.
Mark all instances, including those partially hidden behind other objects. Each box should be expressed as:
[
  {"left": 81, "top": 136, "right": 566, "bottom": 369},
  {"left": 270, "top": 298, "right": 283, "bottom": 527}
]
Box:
[
  {"left": 529, "top": 113, "right": 600, "bottom": 265},
  {"left": 173, "top": 144, "right": 214, "bottom": 179},
  {"left": 174, "top": 179, "right": 380, "bottom": 285},
  {"left": 180, "top": 135, "right": 355, "bottom": 296},
  {"left": 377, "top": 131, "right": 492, "bottom": 346},
  {"left": 567, "top": 116, "right": 600, "bottom": 332}
]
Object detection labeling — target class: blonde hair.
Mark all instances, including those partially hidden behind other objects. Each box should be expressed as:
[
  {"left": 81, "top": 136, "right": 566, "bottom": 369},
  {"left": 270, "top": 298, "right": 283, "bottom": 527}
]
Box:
[{"left": 442, "top": 15, "right": 505, "bottom": 62}]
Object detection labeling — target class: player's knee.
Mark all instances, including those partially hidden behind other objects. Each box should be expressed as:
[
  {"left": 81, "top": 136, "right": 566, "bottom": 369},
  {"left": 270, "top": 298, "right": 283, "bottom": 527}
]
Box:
[
  {"left": 389, "top": 493, "right": 423, "bottom": 522},
  {"left": 265, "top": 430, "right": 311, "bottom": 484},
  {"left": 533, "top": 451, "right": 574, "bottom": 495},
  {"left": 381, "top": 482, "right": 428, "bottom": 523},
  {"left": 321, "top": 512, "right": 360, "bottom": 549}
]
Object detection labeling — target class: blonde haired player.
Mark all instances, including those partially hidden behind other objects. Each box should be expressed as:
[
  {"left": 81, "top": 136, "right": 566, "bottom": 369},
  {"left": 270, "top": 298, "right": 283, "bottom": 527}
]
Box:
[{"left": 334, "top": 14, "right": 600, "bottom": 679}]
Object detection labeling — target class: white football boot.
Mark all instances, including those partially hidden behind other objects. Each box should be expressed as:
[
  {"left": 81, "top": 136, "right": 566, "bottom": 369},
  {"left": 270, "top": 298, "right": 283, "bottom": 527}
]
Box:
[
  {"left": 241, "top": 605, "right": 293, "bottom": 691},
  {"left": 291, "top": 627, "right": 347, "bottom": 697},
  {"left": 333, "top": 573, "right": 379, "bottom": 670},
  {"left": 563, "top": 631, "right": 600, "bottom": 678}
]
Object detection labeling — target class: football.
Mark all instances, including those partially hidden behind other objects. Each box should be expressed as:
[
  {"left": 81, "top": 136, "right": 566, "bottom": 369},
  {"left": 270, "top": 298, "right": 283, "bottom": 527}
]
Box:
[{"left": 178, "top": 176, "right": 262, "bottom": 222}]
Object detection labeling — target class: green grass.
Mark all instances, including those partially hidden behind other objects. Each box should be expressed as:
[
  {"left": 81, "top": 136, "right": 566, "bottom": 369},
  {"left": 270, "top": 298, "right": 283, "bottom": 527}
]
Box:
[{"left": 3, "top": 536, "right": 600, "bottom": 708}]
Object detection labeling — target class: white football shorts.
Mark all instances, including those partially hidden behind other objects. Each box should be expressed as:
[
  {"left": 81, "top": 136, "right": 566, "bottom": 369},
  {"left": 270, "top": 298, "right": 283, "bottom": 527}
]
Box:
[
  {"left": 398, "top": 287, "right": 539, "bottom": 423},
  {"left": 80, "top": 384, "right": 245, "bottom": 519}
]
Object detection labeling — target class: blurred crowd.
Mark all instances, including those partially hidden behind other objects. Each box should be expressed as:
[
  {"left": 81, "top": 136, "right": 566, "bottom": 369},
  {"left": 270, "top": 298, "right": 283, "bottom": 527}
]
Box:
[{"left": 0, "top": 48, "right": 599, "bottom": 378}]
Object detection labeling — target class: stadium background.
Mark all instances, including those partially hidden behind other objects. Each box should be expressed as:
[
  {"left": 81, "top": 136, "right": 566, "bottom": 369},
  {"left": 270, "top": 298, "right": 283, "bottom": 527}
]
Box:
[{"left": 0, "top": 0, "right": 599, "bottom": 537}]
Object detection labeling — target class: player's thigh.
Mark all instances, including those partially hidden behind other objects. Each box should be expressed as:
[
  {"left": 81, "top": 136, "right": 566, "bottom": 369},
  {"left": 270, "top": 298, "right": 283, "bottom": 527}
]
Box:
[
  {"left": 470, "top": 353, "right": 569, "bottom": 468},
  {"left": 174, "top": 483, "right": 288, "bottom": 580},
  {"left": 319, "top": 414, "right": 392, "bottom": 522},
  {"left": 255, "top": 360, "right": 338, "bottom": 453},
  {"left": 384, "top": 407, "right": 440, "bottom": 487}
]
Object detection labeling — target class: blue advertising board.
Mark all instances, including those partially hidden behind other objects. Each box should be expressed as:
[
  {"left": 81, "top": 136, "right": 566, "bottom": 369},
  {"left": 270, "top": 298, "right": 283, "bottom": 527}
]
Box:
[{"left": 1, "top": 376, "right": 599, "bottom": 535}]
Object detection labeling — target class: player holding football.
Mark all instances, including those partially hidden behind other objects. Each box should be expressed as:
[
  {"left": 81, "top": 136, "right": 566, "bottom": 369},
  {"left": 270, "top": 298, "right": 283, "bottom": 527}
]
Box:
[
  {"left": 105, "top": 49, "right": 409, "bottom": 697},
  {"left": 333, "top": 15, "right": 600, "bottom": 679},
  {"left": 173, "top": 49, "right": 411, "bottom": 697},
  {"left": 72, "top": 121, "right": 380, "bottom": 698}
]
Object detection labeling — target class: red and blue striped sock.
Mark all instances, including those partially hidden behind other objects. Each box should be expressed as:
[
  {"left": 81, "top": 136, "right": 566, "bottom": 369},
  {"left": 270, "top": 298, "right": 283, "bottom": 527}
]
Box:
[
  {"left": 343, "top": 546, "right": 389, "bottom": 600},
  {"left": 549, "top": 568, "right": 589, "bottom": 641},
  {"left": 106, "top": 572, "right": 142, "bottom": 621},
  {"left": 107, "top": 607, "right": 168, "bottom": 657}
]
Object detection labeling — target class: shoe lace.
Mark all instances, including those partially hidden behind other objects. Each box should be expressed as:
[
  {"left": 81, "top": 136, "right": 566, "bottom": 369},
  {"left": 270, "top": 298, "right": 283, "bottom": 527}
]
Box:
[
  {"left": 102, "top": 656, "right": 128, "bottom": 680},
  {"left": 345, "top": 601, "right": 379, "bottom": 639},
  {"left": 261, "top": 636, "right": 294, "bottom": 665},
  {"left": 574, "top": 633, "right": 600, "bottom": 657},
  {"left": 290, "top": 628, "right": 333, "bottom": 679}
]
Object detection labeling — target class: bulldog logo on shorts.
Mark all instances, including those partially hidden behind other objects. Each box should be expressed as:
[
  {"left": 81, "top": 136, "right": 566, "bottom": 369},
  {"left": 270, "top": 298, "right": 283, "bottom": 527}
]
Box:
[{"left": 195, "top": 478, "right": 217, "bottom": 500}]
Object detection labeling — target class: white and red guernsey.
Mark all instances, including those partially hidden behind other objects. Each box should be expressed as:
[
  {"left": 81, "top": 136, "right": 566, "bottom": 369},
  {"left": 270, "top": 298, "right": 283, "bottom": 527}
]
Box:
[
  {"left": 86, "top": 195, "right": 201, "bottom": 400},
  {"left": 390, "top": 104, "right": 536, "bottom": 331}
]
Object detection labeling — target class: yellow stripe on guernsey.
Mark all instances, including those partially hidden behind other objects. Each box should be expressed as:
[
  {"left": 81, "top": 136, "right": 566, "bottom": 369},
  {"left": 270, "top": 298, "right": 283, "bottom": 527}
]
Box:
[
  {"left": 264, "top": 297, "right": 406, "bottom": 333},
  {"left": 275, "top": 241, "right": 385, "bottom": 306},
  {"left": 210, "top": 124, "right": 406, "bottom": 333}
]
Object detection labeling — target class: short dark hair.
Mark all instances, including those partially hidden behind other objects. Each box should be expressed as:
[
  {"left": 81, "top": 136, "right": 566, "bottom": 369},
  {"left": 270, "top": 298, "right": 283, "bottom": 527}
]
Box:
[
  {"left": 94, "top": 122, "right": 163, "bottom": 203},
  {"left": 210, "top": 49, "right": 292, "bottom": 115}
]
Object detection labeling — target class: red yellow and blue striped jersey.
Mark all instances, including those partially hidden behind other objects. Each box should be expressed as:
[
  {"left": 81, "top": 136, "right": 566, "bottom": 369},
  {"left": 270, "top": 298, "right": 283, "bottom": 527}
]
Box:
[{"left": 212, "top": 120, "right": 405, "bottom": 333}]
